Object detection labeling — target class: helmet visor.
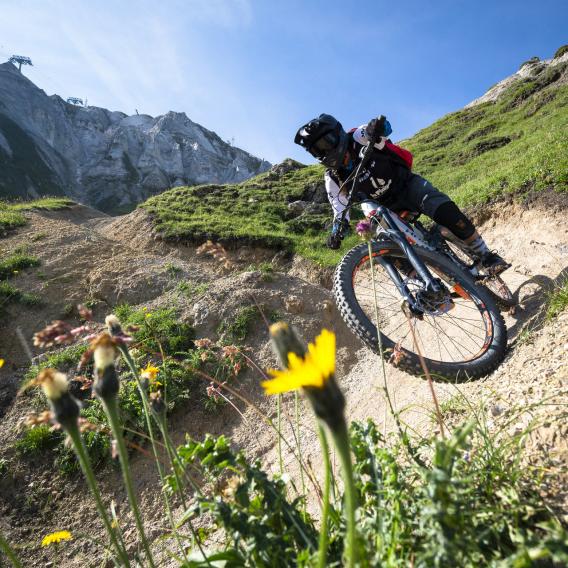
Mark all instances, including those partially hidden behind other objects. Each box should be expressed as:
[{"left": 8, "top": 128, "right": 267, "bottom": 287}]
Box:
[{"left": 309, "top": 131, "right": 340, "bottom": 158}]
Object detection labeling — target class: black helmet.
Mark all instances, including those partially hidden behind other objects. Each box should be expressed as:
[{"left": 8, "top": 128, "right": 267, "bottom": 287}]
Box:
[{"left": 294, "top": 114, "right": 349, "bottom": 169}]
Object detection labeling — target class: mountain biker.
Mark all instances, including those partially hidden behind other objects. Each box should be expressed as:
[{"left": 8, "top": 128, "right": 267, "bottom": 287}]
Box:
[{"left": 294, "top": 114, "right": 510, "bottom": 275}]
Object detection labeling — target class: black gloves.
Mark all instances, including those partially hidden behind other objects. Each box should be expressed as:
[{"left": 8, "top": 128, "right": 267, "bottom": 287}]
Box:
[
  {"left": 326, "top": 219, "right": 349, "bottom": 249},
  {"left": 366, "top": 116, "right": 393, "bottom": 142}
]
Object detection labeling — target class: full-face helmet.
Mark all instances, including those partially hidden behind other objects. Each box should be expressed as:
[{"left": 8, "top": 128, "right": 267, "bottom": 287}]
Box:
[{"left": 294, "top": 114, "right": 349, "bottom": 169}]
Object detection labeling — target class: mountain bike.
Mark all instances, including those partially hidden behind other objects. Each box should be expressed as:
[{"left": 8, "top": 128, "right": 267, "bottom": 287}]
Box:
[{"left": 332, "top": 137, "right": 509, "bottom": 380}]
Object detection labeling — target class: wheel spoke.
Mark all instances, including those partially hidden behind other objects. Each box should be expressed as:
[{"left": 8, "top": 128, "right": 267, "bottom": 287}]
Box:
[{"left": 352, "top": 251, "right": 491, "bottom": 365}]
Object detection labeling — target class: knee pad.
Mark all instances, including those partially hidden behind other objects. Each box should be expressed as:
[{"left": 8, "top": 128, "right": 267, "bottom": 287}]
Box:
[{"left": 432, "top": 201, "right": 475, "bottom": 240}]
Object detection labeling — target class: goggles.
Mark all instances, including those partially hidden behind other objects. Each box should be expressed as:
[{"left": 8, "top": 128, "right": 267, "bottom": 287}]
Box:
[{"left": 309, "top": 130, "right": 340, "bottom": 158}]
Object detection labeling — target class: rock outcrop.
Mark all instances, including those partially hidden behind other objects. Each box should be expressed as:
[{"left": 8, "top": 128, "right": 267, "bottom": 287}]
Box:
[
  {"left": 466, "top": 51, "right": 568, "bottom": 107},
  {"left": 0, "top": 62, "right": 270, "bottom": 212}
]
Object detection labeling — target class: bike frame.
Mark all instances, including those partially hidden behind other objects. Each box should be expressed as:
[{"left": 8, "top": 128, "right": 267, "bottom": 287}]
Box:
[{"left": 339, "top": 138, "right": 446, "bottom": 314}]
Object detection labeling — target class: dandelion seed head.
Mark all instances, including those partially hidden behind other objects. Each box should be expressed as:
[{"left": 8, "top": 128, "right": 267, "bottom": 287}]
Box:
[
  {"left": 269, "top": 321, "right": 289, "bottom": 335},
  {"left": 105, "top": 314, "right": 122, "bottom": 335},
  {"left": 92, "top": 333, "right": 118, "bottom": 371},
  {"left": 35, "top": 369, "right": 69, "bottom": 401}
]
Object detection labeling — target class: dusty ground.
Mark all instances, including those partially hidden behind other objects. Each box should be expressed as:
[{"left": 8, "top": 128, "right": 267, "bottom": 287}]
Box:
[{"left": 0, "top": 198, "right": 566, "bottom": 565}]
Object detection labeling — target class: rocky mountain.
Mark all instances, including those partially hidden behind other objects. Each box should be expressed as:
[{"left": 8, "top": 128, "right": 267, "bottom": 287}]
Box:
[
  {"left": 466, "top": 49, "right": 568, "bottom": 107},
  {"left": 0, "top": 61, "right": 270, "bottom": 212}
]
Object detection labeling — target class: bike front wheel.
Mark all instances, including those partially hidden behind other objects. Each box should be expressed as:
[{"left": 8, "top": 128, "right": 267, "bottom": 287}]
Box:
[{"left": 333, "top": 241, "right": 507, "bottom": 380}]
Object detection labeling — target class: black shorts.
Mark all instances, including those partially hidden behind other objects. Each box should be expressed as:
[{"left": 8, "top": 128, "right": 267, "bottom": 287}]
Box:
[{"left": 388, "top": 173, "right": 451, "bottom": 218}]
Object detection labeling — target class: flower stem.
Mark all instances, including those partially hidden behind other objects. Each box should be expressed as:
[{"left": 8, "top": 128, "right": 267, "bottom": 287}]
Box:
[
  {"left": 66, "top": 423, "right": 131, "bottom": 567},
  {"left": 295, "top": 391, "right": 306, "bottom": 500},
  {"left": 402, "top": 308, "right": 446, "bottom": 438},
  {"left": 0, "top": 531, "right": 22, "bottom": 568},
  {"left": 102, "top": 397, "right": 156, "bottom": 568},
  {"left": 277, "top": 393, "right": 283, "bottom": 474},
  {"left": 316, "top": 422, "right": 331, "bottom": 568},
  {"left": 117, "top": 344, "right": 207, "bottom": 564},
  {"left": 331, "top": 422, "right": 357, "bottom": 568},
  {"left": 367, "top": 244, "right": 401, "bottom": 424}
]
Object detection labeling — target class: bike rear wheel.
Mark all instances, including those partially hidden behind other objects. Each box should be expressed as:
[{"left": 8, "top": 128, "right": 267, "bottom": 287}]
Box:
[{"left": 334, "top": 241, "right": 507, "bottom": 380}]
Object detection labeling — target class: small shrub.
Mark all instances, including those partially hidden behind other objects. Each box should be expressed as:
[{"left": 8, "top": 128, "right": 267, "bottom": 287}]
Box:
[
  {"left": 519, "top": 56, "right": 540, "bottom": 69},
  {"left": 164, "top": 262, "right": 183, "bottom": 276},
  {"left": 0, "top": 252, "right": 40, "bottom": 279},
  {"left": 217, "top": 305, "right": 258, "bottom": 344},
  {"left": 553, "top": 45, "right": 568, "bottom": 59},
  {"left": 113, "top": 304, "right": 195, "bottom": 356},
  {"left": 15, "top": 425, "right": 61, "bottom": 456},
  {"left": 174, "top": 420, "right": 568, "bottom": 566}
]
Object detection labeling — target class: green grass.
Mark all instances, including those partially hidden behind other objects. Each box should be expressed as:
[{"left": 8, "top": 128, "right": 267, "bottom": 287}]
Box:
[
  {"left": 176, "top": 280, "right": 209, "bottom": 300},
  {"left": 217, "top": 305, "right": 259, "bottom": 344},
  {"left": 0, "top": 281, "right": 41, "bottom": 312},
  {"left": 546, "top": 277, "right": 568, "bottom": 320},
  {"left": 15, "top": 425, "right": 61, "bottom": 456},
  {"left": 7, "top": 197, "right": 74, "bottom": 211},
  {"left": 24, "top": 343, "right": 90, "bottom": 384},
  {"left": 0, "top": 197, "right": 74, "bottom": 233},
  {"left": 0, "top": 252, "right": 39, "bottom": 280},
  {"left": 404, "top": 63, "right": 568, "bottom": 207},
  {"left": 142, "top": 62, "right": 567, "bottom": 267},
  {"left": 0, "top": 208, "right": 26, "bottom": 233},
  {"left": 113, "top": 304, "right": 195, "bottom": 356},
  {"left": 0, "top": 249, "right": 41, "bottom": 312}
]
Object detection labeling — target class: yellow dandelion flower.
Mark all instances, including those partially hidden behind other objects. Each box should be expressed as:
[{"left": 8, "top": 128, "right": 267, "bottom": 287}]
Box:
[
  {"left": 262, "top": 329, "right": 336, "bottom": 395},
  {"left": 0, "top": 358, "right": 4, "bottom": 369},
  {"left": 41, "top": 530, "right": 73, "bottom": 547},
  {"left": 141, "top": 363, "right": 160, "bottom": 383}
]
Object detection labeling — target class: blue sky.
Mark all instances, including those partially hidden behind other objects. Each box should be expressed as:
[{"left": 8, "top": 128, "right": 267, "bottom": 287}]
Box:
[{"left": 0, "top": 0, "right": 566, "bottom": 164}]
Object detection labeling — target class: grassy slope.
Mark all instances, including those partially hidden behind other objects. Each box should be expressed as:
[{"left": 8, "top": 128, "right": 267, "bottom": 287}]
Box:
[
  {"left": 142, "top": 59, "right": 567, "bottom": 266},
  {"left": 404, "top": 62, "right": 568, "bottom": 206},
  {"left": 0, "top": 197, "right": 74, "bottom": 232}
]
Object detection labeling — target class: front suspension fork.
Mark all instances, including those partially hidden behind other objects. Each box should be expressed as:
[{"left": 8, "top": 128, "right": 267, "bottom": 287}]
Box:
[{"left": 378, "top": 209, "right": 443, "bottom": 294}]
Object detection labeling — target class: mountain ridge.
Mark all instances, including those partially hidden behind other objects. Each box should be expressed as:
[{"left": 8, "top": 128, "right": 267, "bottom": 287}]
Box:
[{"left": 0, "top": 61, "right": 270, "bottom": 212}]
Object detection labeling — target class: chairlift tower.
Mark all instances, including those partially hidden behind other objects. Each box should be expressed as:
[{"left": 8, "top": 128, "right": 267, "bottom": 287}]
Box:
[
  {"left": 9, "top": 55, "right": 33, "bottom": 72},
  {"left": 66, "top": 97, "right": 84, "bottom": 106}
]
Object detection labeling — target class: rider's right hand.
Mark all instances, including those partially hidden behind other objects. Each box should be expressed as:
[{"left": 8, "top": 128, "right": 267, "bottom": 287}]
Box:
[{"left": 366, "top": 116, "right": 393, "bottom": 141}]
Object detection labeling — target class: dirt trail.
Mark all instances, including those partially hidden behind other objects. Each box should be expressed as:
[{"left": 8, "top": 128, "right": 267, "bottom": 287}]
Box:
[
  {"left": 215, "top": 201, "right": 568, "bottom": 487},
  {"left": 0, "top": 199, "right": 566, "bottom": 565}
]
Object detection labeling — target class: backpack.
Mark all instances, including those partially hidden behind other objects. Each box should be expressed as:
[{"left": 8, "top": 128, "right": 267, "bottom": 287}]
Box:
[
  {"left": 350, "top": 126, "right": 413, "bottom": 170},
  {"left": 384, "top": 140, "right": 413, "bottom": 169}
]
